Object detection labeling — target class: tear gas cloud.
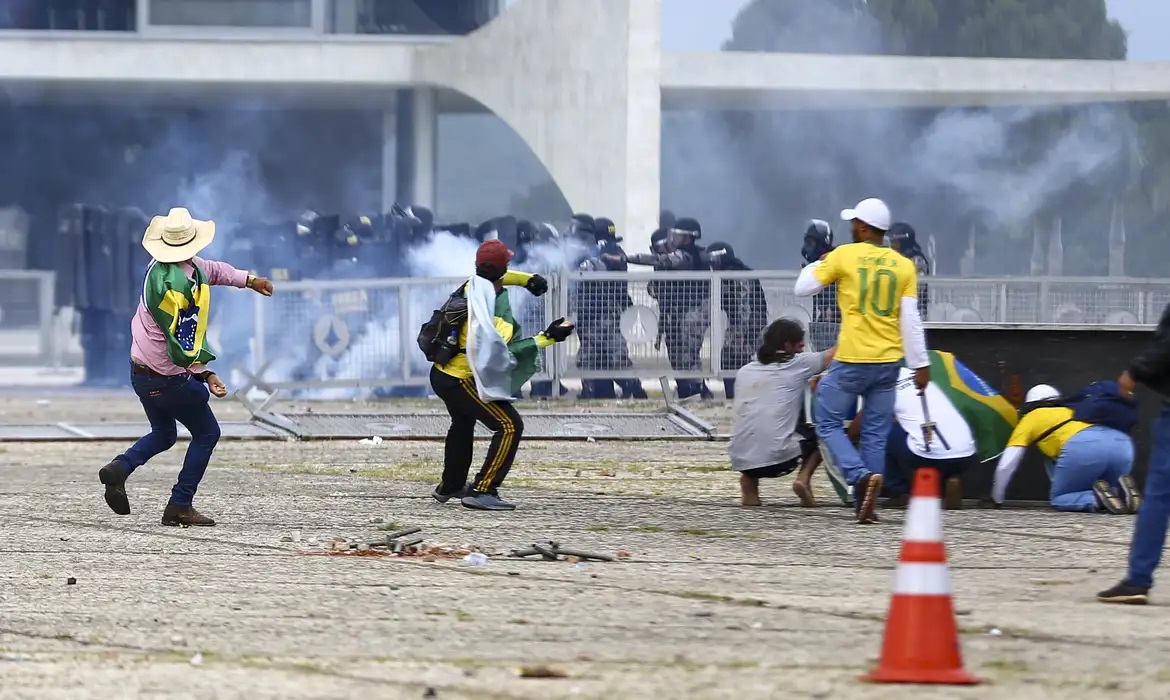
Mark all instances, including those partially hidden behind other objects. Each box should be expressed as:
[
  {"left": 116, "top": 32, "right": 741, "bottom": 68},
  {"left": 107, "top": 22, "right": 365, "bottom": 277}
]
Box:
[{"left": 662, "top": 2, "right": 1141, "bottom": 274}]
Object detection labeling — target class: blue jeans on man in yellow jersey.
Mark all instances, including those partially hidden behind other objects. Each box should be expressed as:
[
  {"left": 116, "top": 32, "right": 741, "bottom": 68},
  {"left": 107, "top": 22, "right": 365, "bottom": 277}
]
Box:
[
  {"left": 815, "top": 360, "right": 901, "bottom": 485},
  {"left": 1049, "top": 425, "right": 1134, "bottom": 512}
]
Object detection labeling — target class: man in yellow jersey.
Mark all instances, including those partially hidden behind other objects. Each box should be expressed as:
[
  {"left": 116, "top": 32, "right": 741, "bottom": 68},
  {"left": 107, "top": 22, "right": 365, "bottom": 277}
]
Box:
[
  {"left": 991, "top": 384, "right": 1136, "bottom": 512},
  {"left": 429, "top": 240, "right": 575, "bottom": 511},
  {"left": 794, "top": 198, "right": 929, "bottom": 524}
]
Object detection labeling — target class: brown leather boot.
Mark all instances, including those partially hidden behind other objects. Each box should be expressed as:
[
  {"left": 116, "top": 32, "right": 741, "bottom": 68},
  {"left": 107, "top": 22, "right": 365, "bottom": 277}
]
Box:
[{"left": 161, "top": 503, "right": 216, "bottom": 527}]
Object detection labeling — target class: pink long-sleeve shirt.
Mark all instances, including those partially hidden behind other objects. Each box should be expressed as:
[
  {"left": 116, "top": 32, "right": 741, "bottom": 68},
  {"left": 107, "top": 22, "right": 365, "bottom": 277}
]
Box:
[{"left": 130, "top": 256, "right": 249, "bottom": 377}]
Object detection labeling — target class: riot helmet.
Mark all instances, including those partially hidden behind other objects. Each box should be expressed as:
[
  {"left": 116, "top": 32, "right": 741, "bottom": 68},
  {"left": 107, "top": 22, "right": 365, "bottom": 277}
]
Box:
[
  {"left": 706, "top": 241, "right": 735, "bottom": 270},
  {"left": 650, "top": 227, "right": 670, "bottom": 254},
  {"left": 670, "top": 217, "right": 701, "bottom": 247},
  {"left": 659, "top": 209, "right": 677, "bottom": 230},
  {"left": 801, "top": 219, "right": 833, "bottom": 264},
  {"left": 886, "top": 221, "right": 919, "bottom": 255},
  {"left": 569, "top": 212, "right": 595, "bottom": 240},
  {"left": 592, "top": 217, "right": 621, "bottom": 243}
]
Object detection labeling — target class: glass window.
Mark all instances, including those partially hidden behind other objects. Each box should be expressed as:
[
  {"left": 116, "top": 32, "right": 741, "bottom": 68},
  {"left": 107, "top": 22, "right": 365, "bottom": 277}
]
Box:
[
  {"left": 329, "top": 0, "right": 498, "bottom": 36},
  {"left": 149, "top": 0, "right": 312, "bottom": 28}
]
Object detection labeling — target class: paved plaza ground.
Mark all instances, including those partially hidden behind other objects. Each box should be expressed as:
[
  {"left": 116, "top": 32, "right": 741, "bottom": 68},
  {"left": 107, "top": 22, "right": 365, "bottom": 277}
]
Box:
[{"left": 1, "top": 394, "right": 1167, "bottom": 699}]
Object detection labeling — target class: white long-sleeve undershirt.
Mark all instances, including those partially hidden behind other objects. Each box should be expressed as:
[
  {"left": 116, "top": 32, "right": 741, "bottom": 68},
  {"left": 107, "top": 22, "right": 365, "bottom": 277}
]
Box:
[
  {"left": 991, "top": 446, "right": 1027, "bottom": 504},
  {"left": 794, "top": 263, "right": 825, "bottom": 297},
  {"left": 899, "top": 297, "right": 929, "bottom": 369}
]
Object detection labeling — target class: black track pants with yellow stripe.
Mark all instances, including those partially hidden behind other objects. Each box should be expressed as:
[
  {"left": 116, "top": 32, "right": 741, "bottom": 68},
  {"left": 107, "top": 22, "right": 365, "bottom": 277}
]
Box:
[{"left": 429, "top": 366, "right": 524, "bottom": 494}]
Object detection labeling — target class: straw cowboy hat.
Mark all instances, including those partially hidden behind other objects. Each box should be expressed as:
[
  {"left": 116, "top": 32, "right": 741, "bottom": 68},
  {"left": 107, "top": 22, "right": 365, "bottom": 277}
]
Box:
[{"left": 142, "top": 207, "right": 216, "bottom": 263}]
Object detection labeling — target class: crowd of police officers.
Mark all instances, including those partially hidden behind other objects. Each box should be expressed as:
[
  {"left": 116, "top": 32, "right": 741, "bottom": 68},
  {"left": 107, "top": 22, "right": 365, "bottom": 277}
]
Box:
[{"left": 55, "top": 200, "right": 930, "bottom": 397}]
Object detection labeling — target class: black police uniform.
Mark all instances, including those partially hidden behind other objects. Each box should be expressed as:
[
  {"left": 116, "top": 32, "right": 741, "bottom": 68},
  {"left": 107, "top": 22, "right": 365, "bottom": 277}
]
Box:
[
  {"left": 628, "top": 218, "right": 712, "bottom": 400},
  {"left": 707, "top": 242, "right": 768, "bottom": 400},
  {"left": 801, "top": 220, "right": 840, "bottom": 353},
  {"left": 573, "top": 219, "right": 647, "bottom": 400}
]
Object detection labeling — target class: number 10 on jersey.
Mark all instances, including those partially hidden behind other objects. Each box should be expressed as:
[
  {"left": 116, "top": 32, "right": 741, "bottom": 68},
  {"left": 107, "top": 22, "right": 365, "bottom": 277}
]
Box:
[{"left": 857, "top": 267, "right": 898, "bottom": 317}]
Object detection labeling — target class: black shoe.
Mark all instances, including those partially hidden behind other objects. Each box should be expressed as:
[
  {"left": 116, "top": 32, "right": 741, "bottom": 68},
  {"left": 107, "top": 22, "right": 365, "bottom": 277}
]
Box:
[
  {"left": 161, "top": 503, "right": 216, "bottom": 527},
  {"left": 881, "top": 493, "right": 910, "bottom": 509},
  {"left": 432, "top": 481, "right": 471, "bottom": 504},
  {"left": 1097, "top": 581, "right": 1149, "bottom": 605},
  {"left": 855, "top": 473, "right": 883, "bottom": 524},
  {"left": 98, "top": 460, "right": 131, "bottom": 515},
  {"left": 1118, "top": 475, "right": 1142, "bottom": 514},
  {"left": 461, "top": 490, "right": 516, "bottom": 511},
  {"left": 1093, "top": 480, "right": 1126, "bottom": 514}
]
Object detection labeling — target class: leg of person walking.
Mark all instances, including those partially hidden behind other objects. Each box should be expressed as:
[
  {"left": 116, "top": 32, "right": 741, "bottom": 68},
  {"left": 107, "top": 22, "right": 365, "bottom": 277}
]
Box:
[
  {"left": 161, "top": 376, "right": 221, "bottom": 526},
  {"left": 98, "top": 370, "right": 181, "bottom": 516},
  {"left": 430, "top": 366, "right": 477, "bottom": 502},
  {"left": 1100, "top": 405, "right": 1170, "bottom": 604},
  {"left": 857, "top": 363, "right": 899, "bottom": 478},
  {"left": 816, "top": 362, "right": 881, "bottom": 523}
]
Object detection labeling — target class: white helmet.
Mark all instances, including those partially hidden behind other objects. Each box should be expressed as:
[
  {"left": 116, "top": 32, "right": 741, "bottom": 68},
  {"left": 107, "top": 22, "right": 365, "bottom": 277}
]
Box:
[{"left": 1025, "top": 384, "right": 1060, "bottom": 403}]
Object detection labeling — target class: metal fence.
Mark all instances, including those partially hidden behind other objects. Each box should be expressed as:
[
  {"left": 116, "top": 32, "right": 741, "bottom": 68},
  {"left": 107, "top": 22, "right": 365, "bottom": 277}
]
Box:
[
  {"left": 244, "top": 271, "right": 1168, "bottom": 393},
  {"left": 0, "top": 270, "right": 58, "bottom": 366}
]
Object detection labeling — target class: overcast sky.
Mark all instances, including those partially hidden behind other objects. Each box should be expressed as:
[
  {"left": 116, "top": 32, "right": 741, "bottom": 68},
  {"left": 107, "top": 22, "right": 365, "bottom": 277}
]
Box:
[{"left": 512, "top": 0, "right": 1167, "bottom": 59}]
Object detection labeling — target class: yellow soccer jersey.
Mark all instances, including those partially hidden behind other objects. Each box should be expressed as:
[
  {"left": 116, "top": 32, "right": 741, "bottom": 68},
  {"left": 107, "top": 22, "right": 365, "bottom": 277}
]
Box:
[{"left": 813, "top": 242, "right": 918, "bottom": 363}]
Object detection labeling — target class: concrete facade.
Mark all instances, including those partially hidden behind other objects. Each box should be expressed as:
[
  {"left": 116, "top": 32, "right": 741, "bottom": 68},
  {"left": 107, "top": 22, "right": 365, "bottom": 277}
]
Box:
[{"left": 2, "top": 0, "right": 1170, "bottom": 250}]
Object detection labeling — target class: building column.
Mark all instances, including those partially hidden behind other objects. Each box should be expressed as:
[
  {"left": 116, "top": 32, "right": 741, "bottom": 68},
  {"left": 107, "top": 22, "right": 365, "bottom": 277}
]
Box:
[
  {"left": 393, "top": 88, "right": 439, "bottom": 210},
  {"left": 381, "top": 99, "right": 397, "bottom": 214}
]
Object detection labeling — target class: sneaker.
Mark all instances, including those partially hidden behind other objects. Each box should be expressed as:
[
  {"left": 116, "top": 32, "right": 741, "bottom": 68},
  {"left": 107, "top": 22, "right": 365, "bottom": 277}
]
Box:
[
  {"left": 432, "top": 481, "right": 471, "bottom": 504},
  {"left": 1118, "top": 475, "right": 1142, "bottom": 514},
  {"left": 1097, "top": 581, "right": 1149, "bottom": 605},
  {"left": 854, "top": 473, "right": 883, "bottom": 524},
  {"left": 461, "top": 490, "right": 516, "bottom": 511},
  {"left": 98, "top": 460, "right": 131, "bottom": 516},
  {"left": 1093, "top": 480, "right": 1126, "bottom": 514}
]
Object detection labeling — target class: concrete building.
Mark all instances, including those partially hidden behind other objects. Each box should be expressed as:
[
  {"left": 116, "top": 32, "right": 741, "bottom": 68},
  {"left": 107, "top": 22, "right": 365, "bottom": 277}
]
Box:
[{"left": 3, "top": 0, "right": 1170, "bottom": 251}]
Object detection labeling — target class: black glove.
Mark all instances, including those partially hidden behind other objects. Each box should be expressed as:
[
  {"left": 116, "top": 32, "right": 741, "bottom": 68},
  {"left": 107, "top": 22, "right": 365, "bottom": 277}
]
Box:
[
  {"left": 525, "top": 274, "right": 548, "bottom": 297},
  {"left": 542, "top": 317, "right": 575, "bottom": 343}
]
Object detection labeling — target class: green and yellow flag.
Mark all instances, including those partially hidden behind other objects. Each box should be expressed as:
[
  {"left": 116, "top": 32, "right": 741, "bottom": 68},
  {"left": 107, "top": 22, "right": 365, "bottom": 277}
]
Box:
[
  {"left": 928, "top": 350, "right": 1017, "bottom": 463},
  {"left": 492, "top": 290, "right": 541, "bottom": 395},
  {"left": 143, "top": 261, "right": 216, "bottom": 367}
]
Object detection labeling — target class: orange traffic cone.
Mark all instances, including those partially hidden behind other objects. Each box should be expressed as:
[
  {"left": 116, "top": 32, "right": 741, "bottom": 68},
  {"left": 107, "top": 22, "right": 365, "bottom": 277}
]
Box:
[{"left": 864, "top": 468, "right": 980, "bottom": 685}]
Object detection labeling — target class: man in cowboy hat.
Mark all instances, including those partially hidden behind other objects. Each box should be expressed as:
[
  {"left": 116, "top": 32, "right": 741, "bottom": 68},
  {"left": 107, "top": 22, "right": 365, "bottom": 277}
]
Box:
[{"left": 97, "top": 207, "right": 274, "bottom": 527}]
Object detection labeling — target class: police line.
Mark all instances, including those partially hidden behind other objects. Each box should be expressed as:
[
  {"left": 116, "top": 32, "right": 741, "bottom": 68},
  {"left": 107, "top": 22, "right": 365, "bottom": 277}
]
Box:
[{"left": 230, "top": 270, "right": 1168, "bottom": 395}]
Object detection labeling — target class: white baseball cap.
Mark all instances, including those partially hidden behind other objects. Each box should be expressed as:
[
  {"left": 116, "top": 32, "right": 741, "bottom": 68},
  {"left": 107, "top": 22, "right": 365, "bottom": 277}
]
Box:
[{"left": 840, "top": 198, "right": 891, "bottom": 232}]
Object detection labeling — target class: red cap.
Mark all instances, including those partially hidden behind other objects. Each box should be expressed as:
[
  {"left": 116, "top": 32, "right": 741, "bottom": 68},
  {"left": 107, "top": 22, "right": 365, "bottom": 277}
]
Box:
[{"left": 476, "top": 240, "right": 514, "bottom": 269}]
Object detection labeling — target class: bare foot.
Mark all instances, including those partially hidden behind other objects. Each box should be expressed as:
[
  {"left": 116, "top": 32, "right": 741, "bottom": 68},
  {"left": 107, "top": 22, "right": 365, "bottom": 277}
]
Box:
[
  {"left": 792, "top": 479, "right": 816, "bottom": 507},
  {"left": 740, "top": 474, "right": 762, "bottom": 506}
]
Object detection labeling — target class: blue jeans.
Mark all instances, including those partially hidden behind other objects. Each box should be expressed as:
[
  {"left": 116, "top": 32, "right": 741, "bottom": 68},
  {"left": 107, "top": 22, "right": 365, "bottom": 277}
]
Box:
[
  {"left": 1050, "top": 426, "right": 1134, "bottom": 512},
  {"left": 815, "top": 360, "right": 900, "bottom": 485},
  {"left": 1127, "top": 405, "right": 1170, "bottom": 588},
  {"left": 114, "top": 369, "right": 222, "bottom": 507},
  {"left": 883, "top": 422, "right": 973, "bottom": 496}
]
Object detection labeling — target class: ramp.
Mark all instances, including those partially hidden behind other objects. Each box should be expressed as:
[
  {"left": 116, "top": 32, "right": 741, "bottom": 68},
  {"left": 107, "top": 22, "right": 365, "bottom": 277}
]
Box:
[{"left": 254, "top": 407, "right": 714, "bottom": 441}]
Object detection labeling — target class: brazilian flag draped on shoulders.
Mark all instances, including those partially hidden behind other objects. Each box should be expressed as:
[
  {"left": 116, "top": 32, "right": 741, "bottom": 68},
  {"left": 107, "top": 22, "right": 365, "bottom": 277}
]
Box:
[
  {"left": 465, "top": 275, "right": 541, "bottom": 400},
  {"left": 493, "top": 289, "right": 541, "bottom": 396},
  {"left": 928, "top": 350, "right": 1017, "bottom": 462},
  {"left": 144, "top": 260, "right": 216, "bottom": 367}
]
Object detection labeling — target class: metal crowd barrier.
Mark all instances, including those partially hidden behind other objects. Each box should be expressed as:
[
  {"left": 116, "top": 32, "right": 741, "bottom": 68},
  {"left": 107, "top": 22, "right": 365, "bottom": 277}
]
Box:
[
  {"left": 0, "top": 270, "right": 59, "bottom": 367},
  {"left": 243, "top": 271, "right": 1168, "bottom": 394}
]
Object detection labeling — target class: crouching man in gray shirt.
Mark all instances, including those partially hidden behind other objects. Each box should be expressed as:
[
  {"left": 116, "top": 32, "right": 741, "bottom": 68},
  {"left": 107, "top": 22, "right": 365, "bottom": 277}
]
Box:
[{"left": 729, "top": 318, "right": 835, "bottom": 506}]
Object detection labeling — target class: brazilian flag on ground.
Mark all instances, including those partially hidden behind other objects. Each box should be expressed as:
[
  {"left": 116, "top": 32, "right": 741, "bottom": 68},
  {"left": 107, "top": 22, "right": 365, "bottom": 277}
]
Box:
[
  {"left": 928, "top": 350, "right": 1017, "bottom": 463},
  {"left": 144, "top": 261, "right": 216, "bottom": 368}
]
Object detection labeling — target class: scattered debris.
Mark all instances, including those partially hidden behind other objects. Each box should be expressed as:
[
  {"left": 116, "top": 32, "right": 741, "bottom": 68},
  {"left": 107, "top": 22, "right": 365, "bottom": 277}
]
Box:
[
  {"left": 66, "top": 577, "right": 76, "bottom": 586},
  {"left": 280, "top": 536, "right": 294, "bottom": 543},
  {"left": 518, "top": 665, "right": 568, "bottom": 679},
  {"left": 988, "top": 627, "right": 1003, "bottom": 636},
  {"left": 170, "top": 635, "right": 186, "bottom": 646},
  {"left": 369, "top": 517, "right": 384, "bottom": 524},
  {"left": 462, "top": 553, "right": 489, "bottom": 567},
  {"left": 358, "top": 436, "right": 383, "bottom": 445},
  {"left": 510, "top": 541, "right": 616, "bottom": 563},
  {"left": 35, "top": 400, "right": 50, "bottom": 407},
  {"left": 190, "top": 652, "right": 204, "bottom": 666},
  {"left": 423, "top": 688, "right": 437, "bottom": 698},
  {"left": 616, "top": 551, "right": 632, "bottom": 560}
]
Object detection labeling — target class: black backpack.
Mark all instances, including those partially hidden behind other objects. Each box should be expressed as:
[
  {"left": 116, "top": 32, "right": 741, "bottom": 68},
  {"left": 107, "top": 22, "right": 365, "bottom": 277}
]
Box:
[{"left": 417, "top": 286, "right": 469, "bottom": 364}]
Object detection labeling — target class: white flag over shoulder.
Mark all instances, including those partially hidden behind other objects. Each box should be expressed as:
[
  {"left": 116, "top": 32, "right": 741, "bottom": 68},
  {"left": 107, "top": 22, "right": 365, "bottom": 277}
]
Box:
[{"left": 465, "top": 275, "right": 517, "bottom": 402}]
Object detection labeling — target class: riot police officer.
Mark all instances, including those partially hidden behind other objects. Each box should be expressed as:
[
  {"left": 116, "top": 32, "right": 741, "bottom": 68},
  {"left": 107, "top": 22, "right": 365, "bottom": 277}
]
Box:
[
  {"left": 574, "top": 217, "right": 647, "bottom": 400},
  {"left": 802, "top": 219, "right": 840, "bottom": 353},
  {"left": 628, "top": 217, "right": 713, "bottom": 400},
  {"left": 707, "top": 241, "right": 768, "bottom": 400},
  {"left": 886, "top": 222, "right": 931, "bottom": 319}
]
